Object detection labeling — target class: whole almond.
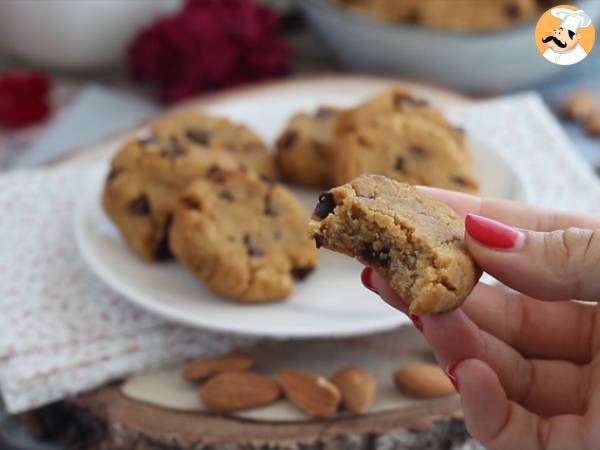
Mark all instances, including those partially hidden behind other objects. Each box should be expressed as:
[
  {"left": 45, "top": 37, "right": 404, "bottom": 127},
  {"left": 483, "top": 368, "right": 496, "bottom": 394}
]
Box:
[
  {"left": 183, "top": 351, "right": 253, "bottom": 382},
  {"left": 278, "top": 369, "right": 341, "bottom": 417},
  {"left": 394, "top": 363, "right": 455, "bottom": 398},
  {"left": 330, "top": 367, "right": 377, "bottom": 414},
  {"left": 200, "top": 371, "right": 280, "bottom": 412}
]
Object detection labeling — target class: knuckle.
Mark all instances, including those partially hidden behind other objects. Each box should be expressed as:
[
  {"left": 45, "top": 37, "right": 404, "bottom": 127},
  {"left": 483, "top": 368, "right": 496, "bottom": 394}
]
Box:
[{"left": 542, "top": 228, "right": 599, "bottom": 279}]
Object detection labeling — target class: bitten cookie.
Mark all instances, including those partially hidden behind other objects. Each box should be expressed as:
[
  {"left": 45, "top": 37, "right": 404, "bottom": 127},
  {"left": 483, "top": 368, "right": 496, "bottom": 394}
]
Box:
[
  {"left": 309, "top": 174, "right": 480, "bottom": 315},
  {"left": 332, "top": 114, "right": 479, "bottom": 193},
  {"left": 275, "top": 106, "right": 342, "bottom": 188},
  {"left": 416, "top": 0, "right": 539, "bottom": 32},
  {"left": 169, "top": 168, "right": 318, "bottom": 302},
  {"left": 103, "top": 111, "right": 274, "bottom": 261}
]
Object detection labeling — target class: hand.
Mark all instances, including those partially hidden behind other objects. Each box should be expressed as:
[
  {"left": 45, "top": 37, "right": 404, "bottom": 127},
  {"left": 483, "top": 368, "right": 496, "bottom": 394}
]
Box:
[{"left": 361, "top": 186, "right": 600, "bottom": 450}]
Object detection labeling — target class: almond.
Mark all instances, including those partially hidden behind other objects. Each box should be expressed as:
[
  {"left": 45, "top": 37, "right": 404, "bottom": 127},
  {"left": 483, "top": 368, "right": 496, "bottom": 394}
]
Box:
[
  {"left": 330, "top": 367, "right": 377, "bottom": 414},
  {"left": 183, "top": 351, "right": 253, "bottom": 382},
  {"left": 393, "top": 363, "right": 455, "bottom": 398},
  {"left": 278, "top": 369, "right": 341, "bottom": 417},
  {"left": 200, "top": 371, "right": 280, "bottom": 412}
]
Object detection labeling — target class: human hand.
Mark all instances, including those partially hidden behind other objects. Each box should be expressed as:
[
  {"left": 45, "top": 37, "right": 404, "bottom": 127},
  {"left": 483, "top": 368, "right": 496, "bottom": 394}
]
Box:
[{"left": 361, "top": 187, "right": 600, "bottom": 450}]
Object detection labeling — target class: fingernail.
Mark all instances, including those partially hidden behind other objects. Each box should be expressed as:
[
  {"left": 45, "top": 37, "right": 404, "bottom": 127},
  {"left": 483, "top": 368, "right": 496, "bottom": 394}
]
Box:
[
  {"left": 361, "top": 267, "right": 378, "bottom": 294},
  {"left": 409, "top": 314, "right": 423, "bottom": 332},
  {"left": 445, "top": 361, "right": 459, "bottom": 390},
  {"left": 465, "top": 214, "right": 525, "bottom": 251}
]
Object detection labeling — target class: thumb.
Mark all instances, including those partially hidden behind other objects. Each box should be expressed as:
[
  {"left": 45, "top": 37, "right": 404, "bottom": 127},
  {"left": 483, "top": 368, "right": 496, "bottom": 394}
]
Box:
[{"left": 464, "top": 213, "right": 600, "bottom": 301}]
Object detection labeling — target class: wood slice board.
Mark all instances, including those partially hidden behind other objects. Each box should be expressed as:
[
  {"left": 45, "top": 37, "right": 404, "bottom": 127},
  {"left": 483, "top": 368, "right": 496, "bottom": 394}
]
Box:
[{"left": 21, "top": 75, "right": 478, "bottom": 450}]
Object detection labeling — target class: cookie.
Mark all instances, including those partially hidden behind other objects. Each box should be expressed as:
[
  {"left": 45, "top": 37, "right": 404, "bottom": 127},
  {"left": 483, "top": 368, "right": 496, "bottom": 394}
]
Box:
[
  {"left": 335, "top": 0, "right": 418, "bottom": 22},
  {"left": 102, "top": 111, "right": 274, "bottom": 261},
  {"left": 152, "top": 110, "right": 276, "bottom": 178},
  {"left": 336, "top": 87, "right": 469, "bottom": 155},
  {"left": 275, "top": 106, "right": 342, "bottom": 188},
  {"left": 332, "top": 114, "right": 479, "bottom": 193},
  {"left": 103, "top": 135, "right": 241, "bottom": 260},
  {"left": 309, "top": 174, "right": 480, "bottom": 315},
  {"left": 416, "top": 0, "right": 539, "bottom": 32},
  {"left": 169, "top": 168, "right": 318, "bottom": 302}
]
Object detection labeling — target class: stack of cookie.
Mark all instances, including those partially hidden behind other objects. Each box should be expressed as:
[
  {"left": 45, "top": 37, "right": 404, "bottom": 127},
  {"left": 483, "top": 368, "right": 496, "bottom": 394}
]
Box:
[
  {"left": 275, "top": 87, "right": 479, "bottom": 193},
  {"left": 103, "top": 111, "right": 318, "bottom": 303},
  {"left": 333, "top": 0, "right": 562, "bottom": 32}
]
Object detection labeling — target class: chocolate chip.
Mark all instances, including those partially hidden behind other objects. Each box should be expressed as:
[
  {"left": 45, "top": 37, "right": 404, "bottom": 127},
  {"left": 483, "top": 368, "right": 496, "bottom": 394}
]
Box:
[
  {"left": 238, "top": 163, "right": 248, "bottom": 172},
  {"left": 314, "top": 234, "right": 326, "bottom": 248},
  {"left": 139, "top": 135, "right": 157, "bottom": 146},
  {"left": 409, "top": 146, "right": 426, "bottom": 158},
  {"left": 181, "top": 195, "right": 201, "bottom": 210},
  {"left": 505, "top": 2, "right": 521, "bottom": 19},
  {"left": 260, "top": 174, "right": 276, "bottom": 185},
  {"left": 160, "top": 138, "right": 186, "bottom": 159},
  {"left": 454, "top": 126, "right": 466, "bottom": 135},
  {"left": 206, "top": 165, "right": 226, "bottom": 182},
  {"left": 291, "top": 266, "right": 314, "bottom": 280},
  {"left": 106, "top": 168, "right": 121, "bottom": 182},
  {"left": 314, "top": 192, "right": 336, "bottom": 219},
  {"left": 244, "top": 143, "right": 262, "bottom": 152},
  {"left": 264, "top": 194, "right": 278, "bottom": 216},
  {"left": 273, "top": 230, "right": 282, "bottom": 240},
  {"left": 128, "top": 194, "right": 151, "bottom": 215},
  {"left": 395, "top": 157, "right": 406, "bottom": 172},
  {"left": 359, "top": 244, "right": 391, "bottom": 268},
  {"left": 393, "top": 93, "right": 429, "bottom": 108},
  {"left": 243, "top": 235, "right": 263, "bottom": 257},
  {"left": 451, "top": 175, "right": 470, "bottom": 187},
  {"left": 154, "top": 215, "right": 173, "bottom": 260},
  {"left": 313, "top": 142, "right": 328, "bottom": 160},
  {"left": 219, "top": 190, "right": 234, "bottom": 201},
  {"left": 226, "top": 143, "right": 237, "bottom": 152},
  {"left": 279, "top": 130, "right": 298, "bottom": 149},
  {"left": 357, "top": 135, "right": 371, "bottom": 147},
  {"left": 314, "top": 107, "right": 336, "bottom": 119},
  {"left": 186, "top": 128, "right": 210, "bottom": 145}
]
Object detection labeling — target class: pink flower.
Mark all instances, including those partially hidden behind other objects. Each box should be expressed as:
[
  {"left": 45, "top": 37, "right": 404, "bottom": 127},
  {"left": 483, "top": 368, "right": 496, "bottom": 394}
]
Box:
[{"left": 128, "top": 0, "right": 291, "bottom": 103}]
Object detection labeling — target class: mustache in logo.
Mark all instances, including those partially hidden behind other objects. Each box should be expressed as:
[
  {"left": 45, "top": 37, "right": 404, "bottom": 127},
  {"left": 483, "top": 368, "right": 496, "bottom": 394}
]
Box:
[{"left": 542, "top": 35, "right": 567, "bottom": 48}]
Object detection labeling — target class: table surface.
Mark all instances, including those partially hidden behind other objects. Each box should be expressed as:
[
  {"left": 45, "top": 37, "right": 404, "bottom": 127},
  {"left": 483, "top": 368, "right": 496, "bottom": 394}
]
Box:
[{"left": 0, "top": 9, "right": 598, "bottom": 450}]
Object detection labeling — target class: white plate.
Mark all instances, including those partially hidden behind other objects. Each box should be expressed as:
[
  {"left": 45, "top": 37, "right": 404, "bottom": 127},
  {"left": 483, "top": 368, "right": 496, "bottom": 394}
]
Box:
[{"left": 74, "top": 78, "right": 528, "bottom": 338}]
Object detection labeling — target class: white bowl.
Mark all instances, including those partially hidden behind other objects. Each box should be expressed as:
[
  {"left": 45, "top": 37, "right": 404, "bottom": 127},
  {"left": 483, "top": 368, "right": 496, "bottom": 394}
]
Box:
[
  {"left": 298, "top": 0, "right": 600, "bottom": 93},
  {"left": 0, "top": 0, "right": 181, "bottom": 70}
]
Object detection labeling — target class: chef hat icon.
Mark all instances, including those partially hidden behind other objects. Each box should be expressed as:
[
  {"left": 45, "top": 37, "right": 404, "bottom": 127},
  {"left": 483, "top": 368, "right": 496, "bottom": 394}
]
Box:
[{"left": 551, "top": 8, "right": 592, "bottom": 33}]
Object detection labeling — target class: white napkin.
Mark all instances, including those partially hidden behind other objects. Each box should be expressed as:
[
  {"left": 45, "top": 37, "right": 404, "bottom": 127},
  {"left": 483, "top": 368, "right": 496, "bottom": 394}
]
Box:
[{"left": 0, "top": 93, "right": 599, "bottom": 414}]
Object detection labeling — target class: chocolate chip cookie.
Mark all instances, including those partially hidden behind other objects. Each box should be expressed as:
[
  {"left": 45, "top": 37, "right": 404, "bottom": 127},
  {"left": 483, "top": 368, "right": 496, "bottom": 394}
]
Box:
[
  {"left": 332, "top": 114, "right": 479, "bottom": 193},
  {"left": 102, "top": 111, "right": 275, "bottom": 261},
  {"left": 275, "top": 106, "right": 342, "bottom": 188},
  {"left": 309, "top": 174, "right": 480, "bottom": 315},
  {"left": 169, "top": 168, "right": 318, "bottom": 302},
  {"left": 336, "top": 87, "right": 469, "bottom": 154},
  {"left": 416, "top": 0, "right": 538, "bottom": 32}
]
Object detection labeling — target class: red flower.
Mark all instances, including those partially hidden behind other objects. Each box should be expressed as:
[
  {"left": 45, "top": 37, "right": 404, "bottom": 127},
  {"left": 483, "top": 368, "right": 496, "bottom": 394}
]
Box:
[
  {"left": 128, "top": 0, "right": 291, "bottom": 103},
  {"left": 0, "top": 69, "right": 51, "bottom": 128}
]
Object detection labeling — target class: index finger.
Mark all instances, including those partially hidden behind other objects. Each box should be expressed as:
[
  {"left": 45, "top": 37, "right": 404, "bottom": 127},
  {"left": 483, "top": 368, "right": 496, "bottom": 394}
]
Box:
[{"left": 417, "top": 186, "right": 600, "bottom": 232}]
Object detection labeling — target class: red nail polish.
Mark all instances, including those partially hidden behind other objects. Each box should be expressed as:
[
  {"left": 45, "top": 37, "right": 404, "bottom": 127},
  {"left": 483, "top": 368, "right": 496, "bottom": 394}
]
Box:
[
  {"left": 409, "top": 314, "right": 423, "bottom": 332},
  {"left": 445, "top": 362, "right": 459, "bottom": 390},
  {"left": 361, "top": 267, "right": 378, "bottom": 294},
  {"left": 465, "top": 214, "right": 524, "bottom": 250}
]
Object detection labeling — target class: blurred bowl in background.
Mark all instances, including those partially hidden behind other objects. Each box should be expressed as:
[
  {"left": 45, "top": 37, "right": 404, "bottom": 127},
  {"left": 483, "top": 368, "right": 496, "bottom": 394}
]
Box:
[
  {"left": 0, "top": 0, "right": 182, "bottom": 70},
  {"left": 298, "top": 0, "right": 600, "bottom": 93}
]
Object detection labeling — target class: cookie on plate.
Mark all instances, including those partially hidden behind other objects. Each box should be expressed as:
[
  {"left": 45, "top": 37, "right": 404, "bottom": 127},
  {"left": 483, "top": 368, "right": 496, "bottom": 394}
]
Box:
[
  {"left": 152, "top": 110, "right": 276, "bottom": 178},
  {"left": 309, "top": 174, "right": 480, "bottom": 315},
  {"left": 102, "top": 110, "right": 274, "bottom": 261},
  {"left": 169, "top": 168, "right": 318, "bottom": 302},
  {"left": 332, "top": 114, "right": 479, "bottom": 193},
  {"left": 416, "top": 0, "right": 539, "bottom": 32},
  {"left": 275, "top": 106, "right": 342, "bottom": 188},
  {"left": 102, "top": 134, "right": 241, "bottom": 261},
  {"left": 336, "top": 87, "right": 468, "bottom": 154}
]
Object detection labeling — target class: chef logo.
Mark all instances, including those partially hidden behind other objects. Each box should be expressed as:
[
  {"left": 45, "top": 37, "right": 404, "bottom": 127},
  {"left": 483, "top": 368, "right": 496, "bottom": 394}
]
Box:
[{"left": 535, "top": 5, "right": 595, "bottom": 66}]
